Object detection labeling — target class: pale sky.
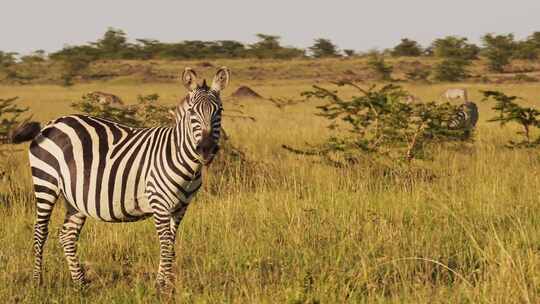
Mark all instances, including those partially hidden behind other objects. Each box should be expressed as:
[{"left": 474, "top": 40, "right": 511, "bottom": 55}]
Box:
[{"left": 2, "top": 0, "right": 540, "bottom": 55}]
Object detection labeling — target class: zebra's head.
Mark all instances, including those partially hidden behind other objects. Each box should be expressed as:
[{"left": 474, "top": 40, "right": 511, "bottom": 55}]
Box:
[{"left": 181, "top": 67, "right": 230, "bottom": 165}]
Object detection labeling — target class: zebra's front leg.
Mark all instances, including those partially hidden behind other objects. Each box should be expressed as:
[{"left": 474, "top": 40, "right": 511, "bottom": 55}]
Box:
[
  {"left": 152, "top": 207, "right": 175, "bottom": 288},
  {"left": 58, "top": 207, "right": 87, "bottom": 287},
  {"left": 170, "top": 204, "right": 189, "bottom": 241}
]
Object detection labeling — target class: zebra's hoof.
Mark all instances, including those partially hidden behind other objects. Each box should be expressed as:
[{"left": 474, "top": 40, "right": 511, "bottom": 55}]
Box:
[
  {"left": 156, "top": 275, "right": 175, "bottom": 292},
  {"left": 74, "top": 277, "right": 90, "bottom": 290}
]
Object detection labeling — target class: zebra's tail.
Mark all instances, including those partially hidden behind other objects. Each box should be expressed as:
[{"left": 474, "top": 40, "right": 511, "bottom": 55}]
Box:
[{"left": 11, "top": 122, "right": 42, "bottom": 144}]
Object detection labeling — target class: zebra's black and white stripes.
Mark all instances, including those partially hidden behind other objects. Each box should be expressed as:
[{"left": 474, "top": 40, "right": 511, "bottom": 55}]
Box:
[
  {"left": 448, "top": 101, "right": 479, "bottom": 132},
  {"left": 25, "top": 67, "right": 230, "bottom": 288}
]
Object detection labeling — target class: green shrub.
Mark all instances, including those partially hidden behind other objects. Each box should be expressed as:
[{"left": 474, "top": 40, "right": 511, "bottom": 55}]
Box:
[
  {"left": 367, "top": 53, "right": 393, "bottom": 81},
  {"left": 0, "top": 97, "right": 30, "bottom": 142},
  {"left": 482, "top": 34, "right": 515, "bottom": 72},
  {"left": 433, "top": 58, "right": 470, "bottom": 82},
  {"left": 284, "top": 82, "right": 468, "bottom": 165},
  {"left": 431, "top": 36, "right": 480, "bottom": 60},
  {"left": 309, "top": 38, "right": 340, "bottom": 58},
  {"left": 406, "top": 68, "right": 431, "bottom": 82},
  {"left": 483, "top": 90, "right": 540, "bottom": 148},
  {"left": 391, "top": 38, "right": 423, "bottom": 57}
]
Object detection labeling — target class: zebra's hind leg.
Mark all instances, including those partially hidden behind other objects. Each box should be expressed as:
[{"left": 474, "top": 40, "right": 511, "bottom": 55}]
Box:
[
  {"left": 32, "top": 180, "right": 60, "bottom": 285},
  {"left": 59, "top": 206, "right": 88, "bottom": 287}
]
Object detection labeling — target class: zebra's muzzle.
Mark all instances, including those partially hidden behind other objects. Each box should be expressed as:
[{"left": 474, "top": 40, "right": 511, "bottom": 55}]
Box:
[{"left": 196, "top": 133, "right": 219, "bottom": 165}]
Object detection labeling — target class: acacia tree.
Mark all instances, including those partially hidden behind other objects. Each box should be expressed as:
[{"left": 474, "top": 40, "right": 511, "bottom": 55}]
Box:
[
  {"left": 433, "top": 58, "right": 470, "bottom": 82},
  {"left": 483, "top": 90, "right": 540, "bottom": 147},
  {"left": 283, "top": 82, "right": 468, "bottom": 165},
  {"left": 0, "top": 97, "right": 30, "bottom": 143},
  {"left": 391, "top": 38, "right": 423, "bottom": 57},
  {"left": 309, "top": 38, "right": 340, "bottom": 58},
  {"left": 92, "top": 27, "right": 131, "bottom": 59},
  {"left": 367, "top": 52, "right": 393, "bottom": 81},
  {"left": 249, "top": 34, "right": 304, "bottom": 59},
  {"left": 482, "top": 34, "right": 515, "bottom": 72},
  {"left": 431, "top": 36, "right": 480, "bottom": 60},
  {"left": 0, "top": 51, "right": 17, "bottom": 67}
]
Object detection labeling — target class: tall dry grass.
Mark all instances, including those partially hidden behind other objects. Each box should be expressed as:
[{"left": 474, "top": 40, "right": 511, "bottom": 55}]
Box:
[{"left": 1, "top": 61, "right": 540, "bottom": 303}]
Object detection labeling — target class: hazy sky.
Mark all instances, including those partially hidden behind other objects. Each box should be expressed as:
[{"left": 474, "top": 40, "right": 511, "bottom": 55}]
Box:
[{"left": 2, "top": 0, "right": 540, "bottom": 55}]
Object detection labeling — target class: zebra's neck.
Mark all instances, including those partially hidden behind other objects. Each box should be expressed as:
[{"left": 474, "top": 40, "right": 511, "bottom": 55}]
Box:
[{"left": 172, "top": 108, "right": 203, "bottom": 178}]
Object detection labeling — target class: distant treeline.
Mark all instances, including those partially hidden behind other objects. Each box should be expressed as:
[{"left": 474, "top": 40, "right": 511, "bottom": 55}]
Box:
[
  {"left": 1, "top": 28, "right": 540, "bottom": 85},
  {"left": 1, "top": 28, "right": 540, "bottom": 64}
]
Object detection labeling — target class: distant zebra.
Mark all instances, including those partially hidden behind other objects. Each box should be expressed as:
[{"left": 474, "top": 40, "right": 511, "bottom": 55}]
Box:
[
  {"left": 448, "top": 101, "right": 479, "bottom": 135},
  {"left": 85, "top": 91, "right": 124, "bottom": 106},
  {"left": 13, "top": 67, "right": 230, "bottom": 288},
  {"left": 443, "top": 88, "right": 468, "bottom": 102}
]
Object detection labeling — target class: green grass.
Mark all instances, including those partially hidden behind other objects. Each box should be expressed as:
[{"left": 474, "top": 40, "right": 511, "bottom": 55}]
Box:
[{"left": 1, "top": 59, "right": 540, "bottom": 303}]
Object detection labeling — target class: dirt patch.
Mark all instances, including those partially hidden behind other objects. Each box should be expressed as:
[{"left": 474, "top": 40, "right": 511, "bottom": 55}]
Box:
[
  {"left": 197, "top": 61, "right": 214, "bottom": 68},
  {"left": 231, "top": 86, "right": 263, "bottom": 99}
]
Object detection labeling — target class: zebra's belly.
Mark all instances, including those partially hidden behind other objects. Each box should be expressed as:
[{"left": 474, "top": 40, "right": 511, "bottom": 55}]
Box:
[
  {"left": 54, "top": 145, "right": 154, "bottom": 222},
  {"left": 60, "top": 173, "right": 153, "bottom": 222}
]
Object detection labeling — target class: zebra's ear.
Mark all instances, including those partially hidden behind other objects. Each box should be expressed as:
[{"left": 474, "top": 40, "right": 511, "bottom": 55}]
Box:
[
  {"left": 211, "top": 67, "right": 230, "bottom": 92},
  {"left": 182, "top": 67, "right": 198, "bottom": 91}
]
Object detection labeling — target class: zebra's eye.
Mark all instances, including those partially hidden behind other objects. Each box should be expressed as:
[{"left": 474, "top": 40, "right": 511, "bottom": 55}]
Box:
[{"left": 189, "top": 109, "right": 196, "bottom": 116}]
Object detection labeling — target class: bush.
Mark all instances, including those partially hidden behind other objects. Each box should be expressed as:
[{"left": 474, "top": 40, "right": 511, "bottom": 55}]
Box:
[
  {"left": 248, "top": 34, "right": 305, "bottom": 59},
  {"left": 72, "top": 93, "right": 172, "bottom": 127},
  {"left": 0, "top": 51, "right": 17, "bottom": 67},
  {"left": 391, "top": 38, "right": 423, "bottom": 57},
  {"left": 483, "top": 90, "right": 540, "bottom": 148},
  {"left": 367, "top": 52, "right": 393, "bottom": 81},
  {"left": 433, "top": 58, "right": 469, "bottom": 82},
  {"left": 431, "top": 36, "right": 480, "bottom": 60},
  {"left": 482, "top": 34, "right": 515, "bottom": 72},
  {"left": 343, "top": 49, "right": 356, "bottom": 57},
  {"left": 406, "top": 68, "right": 431, "bottom": 82},
  {"left": 309, "top": 38, "right": 340, "bottom": 58},
  {"left": 284, "top": 82, "right": 469, "bottom": 165},
  {"left": 512, "top": 41, "right": 538, "bottom": 60},
  {"left": 0, "top": 97, "right": 30, "bottom": 143}
]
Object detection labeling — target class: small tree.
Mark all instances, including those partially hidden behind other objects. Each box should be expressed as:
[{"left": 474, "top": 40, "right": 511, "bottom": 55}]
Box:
[
  {"left": 512, "top": 40, "right": 538, "bottom": 60},
  {"left": 528, "top": 31, "right": 540, "bottom": 49},
  {"left": 283, "top": 82, "right": 468, "bottom": 165},
  {"left": 406, "top": 68, "right": 430, "bottom": 82},
  {"left": 249, "top": 34, "right": 304, "bottom": 59},
  {"left": 343, "top": 49, "right": 356, "bottom": 57},
  {"left": 0, "top": 97, "right": 30, "bottom": 143},
  {"left": 0, "top": 51, "right": 18, "bottom": 67},
  {"left": 391, "top": 38, "right": 423, "bottom": 57},
  {"left": 433, "top": 58, "right": 469, "bottom": 82},
  {"left": 61, "top": 55, "right": 93, "bottom": 86},
  {"left": 431, "top": 36, "right": 480, "bottom": 60},
  {"left": 92, "top": 27, "right": 131, "bottom": 59},
  {"left": 309, "top": 38, "right": 340, "bottom": 58},
  {"left": 367, "top": 52, "right": 393, "bottom": 81},
  {"left": 482, "top": 90, "right": 540, "bottom": 147},
  {"left": 482, "top": 34, "right": 515, "bottom": 72}
]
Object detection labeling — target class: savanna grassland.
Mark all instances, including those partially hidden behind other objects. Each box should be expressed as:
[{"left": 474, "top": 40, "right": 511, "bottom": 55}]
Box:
[{"left": 1, "top": 57, "right": 540, "bottom": 303}]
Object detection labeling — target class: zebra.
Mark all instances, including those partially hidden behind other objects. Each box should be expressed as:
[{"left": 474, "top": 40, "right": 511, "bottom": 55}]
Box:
[
  {"left": 13, "top": 67, "right": 230, "bottom": 288},
  {"left": 448, "top": 101, "right": 479, "bottom": 136},
  {"left": 85, "top": 91, "right": 125, "bottom": 106},
  {"left": 443, "top": 88, "right": 468, "bottom": 102}
]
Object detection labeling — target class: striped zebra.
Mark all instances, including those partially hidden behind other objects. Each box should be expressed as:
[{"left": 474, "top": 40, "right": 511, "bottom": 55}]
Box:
[
  {"left": 448, "top": 101, "right": 479, "bottom": 135},
  {"left": 14, "top": 67, "right": 230, "bottom": 288}
]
